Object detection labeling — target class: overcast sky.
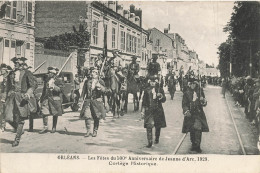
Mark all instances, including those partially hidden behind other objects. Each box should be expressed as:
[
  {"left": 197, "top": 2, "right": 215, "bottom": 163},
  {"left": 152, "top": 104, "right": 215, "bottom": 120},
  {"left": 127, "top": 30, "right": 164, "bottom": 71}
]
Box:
[{"left": 120, "top": 1, "right": 235, "bottom": 66}]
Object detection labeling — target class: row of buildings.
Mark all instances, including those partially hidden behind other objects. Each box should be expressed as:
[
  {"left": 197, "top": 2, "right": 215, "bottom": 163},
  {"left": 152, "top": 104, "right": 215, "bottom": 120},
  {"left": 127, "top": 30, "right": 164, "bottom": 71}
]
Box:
[{"left": 0, "top": 1, "right": 218, "bottom": 77}]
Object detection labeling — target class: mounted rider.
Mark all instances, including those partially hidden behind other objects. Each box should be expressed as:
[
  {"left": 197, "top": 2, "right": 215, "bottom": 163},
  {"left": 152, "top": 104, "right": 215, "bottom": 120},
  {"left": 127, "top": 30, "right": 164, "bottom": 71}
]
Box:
[
  {"left": 128, "top": 56, "right": 140, "bottom": 81},
  {"left": 147, "top": 54, "right": 161, "bottom": 77}
]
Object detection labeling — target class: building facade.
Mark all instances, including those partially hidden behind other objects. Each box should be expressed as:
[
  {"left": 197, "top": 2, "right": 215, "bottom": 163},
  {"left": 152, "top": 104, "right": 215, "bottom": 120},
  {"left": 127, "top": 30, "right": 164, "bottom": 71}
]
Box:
[
  {"left": 34, "top": 1, "right": 150, "bottom": 76},
  {"left": 148, "top": 28, "right": 176, "bottom": 76},
  {"left": 0, "top": 1, "right": 35, "bottom": 68},
  {"left": 85, "top": 1, "right": 149, "bottom": 75}
]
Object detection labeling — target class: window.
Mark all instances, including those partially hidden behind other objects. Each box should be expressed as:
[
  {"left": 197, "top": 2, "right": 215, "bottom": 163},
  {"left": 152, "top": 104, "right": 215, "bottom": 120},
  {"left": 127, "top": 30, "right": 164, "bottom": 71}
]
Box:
[
  {"left": 120, "top": 31, "right": 125, "bottom": 50},
  {"left": 11, "top": 41, "right": 16, "bottom": 48},
  {"left": 92, "top": 20, "right": 98, "bottom": 45},
  {"left": 27, "top": 2, "right": 32, "bottom": 23},
  {"left": 129, "top": 35, "right": 132, "bottom": 53},
  {"left": 137, "top": 38, "right": 141, "bottom": 54},
  {"left": 5, "top": 40, "right": 10, "bottom": 47},
  {"left": 112, "top": 28, "right": 116, "bottom": 48},
  {"left": 142, "top": 36, "right": 147, "bottom": 48},
  {"left": 12, "top": 1, "right": 17, "bottom": 20},
  {"left": 126, "top": 33, "right": 130, "bottom": 52},
  {"left": 133, "top": 36, "right": 136, "bottom": 53},
  {"left": 26, "top": 43, "right": 30, "bottom": 49},
  {"left": 5, "top": 2, "right": 11, "bottom": 18}
]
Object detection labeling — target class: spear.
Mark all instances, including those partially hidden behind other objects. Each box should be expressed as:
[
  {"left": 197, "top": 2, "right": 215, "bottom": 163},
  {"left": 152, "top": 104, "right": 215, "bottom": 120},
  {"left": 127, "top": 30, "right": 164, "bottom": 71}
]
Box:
[{"left": 33, "top": 61, "right": 46, "bottom": 74}]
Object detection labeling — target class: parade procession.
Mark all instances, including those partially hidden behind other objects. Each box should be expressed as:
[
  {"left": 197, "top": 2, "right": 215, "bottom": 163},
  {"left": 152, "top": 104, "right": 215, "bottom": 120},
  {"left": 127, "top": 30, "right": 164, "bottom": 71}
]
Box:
[{"left": 0, "top": 1, "right": 260, "bottom": 156}]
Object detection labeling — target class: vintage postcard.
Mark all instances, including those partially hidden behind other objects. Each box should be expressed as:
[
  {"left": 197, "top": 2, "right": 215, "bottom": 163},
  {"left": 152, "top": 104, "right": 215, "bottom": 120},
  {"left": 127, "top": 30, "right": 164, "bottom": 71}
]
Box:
[{"left": 0, "top": 0, "right": 259, "bottom": 172}]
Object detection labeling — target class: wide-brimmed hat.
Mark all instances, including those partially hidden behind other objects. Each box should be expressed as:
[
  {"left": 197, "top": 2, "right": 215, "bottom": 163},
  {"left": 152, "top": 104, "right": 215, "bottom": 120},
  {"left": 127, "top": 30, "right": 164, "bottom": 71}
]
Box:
[
  {"left": 131, "top": 56, "right": 137, "bottom": 60},
  {"left": 48, "top": 66, "right": 59, "bottom": 74},
  {"left": 0, "top": 63, "right": 7, "bottom": 70},
  {"left": 20, "top": 57, "right": 27, "bottom": 62}
]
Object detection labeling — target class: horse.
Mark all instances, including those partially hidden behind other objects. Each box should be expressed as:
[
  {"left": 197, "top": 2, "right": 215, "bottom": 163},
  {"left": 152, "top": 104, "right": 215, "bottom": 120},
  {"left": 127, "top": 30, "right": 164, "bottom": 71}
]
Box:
[
  {"left": 123, "top": 70, "right": 141, "bottom": 112},
  {"left": 104, "top": 66, "right": 122, "bottom": 118}
]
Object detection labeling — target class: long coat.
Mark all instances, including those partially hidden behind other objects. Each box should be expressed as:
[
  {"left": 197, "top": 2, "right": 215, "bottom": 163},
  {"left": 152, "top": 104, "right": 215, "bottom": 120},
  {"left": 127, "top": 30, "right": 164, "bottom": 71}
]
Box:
[
  {"left": 142, "top": 86, "right": 166, "bottom": 129},
  {"left": 167, "top": 75, "right": 177, "bottom": 93},
  {"left": 80, "top": 78, "right": 106, "bottom": 120},
  {"left": 40, "top": 76, "right": 64, "bottom": 116},
  {"left": 5, "top": 69, "right": 37, "bottom": 122},
  {"left": 182, "top": 87, "right": 209, "bottom": 133}
]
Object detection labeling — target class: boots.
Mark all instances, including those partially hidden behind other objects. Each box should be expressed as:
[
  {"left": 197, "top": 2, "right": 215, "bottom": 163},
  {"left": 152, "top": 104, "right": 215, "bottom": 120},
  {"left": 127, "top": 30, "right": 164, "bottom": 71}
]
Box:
[
  {"left": 84, "top": 119, "right": 91, "bottom": 137},
  {"left": 39, "top": 116, "right": 48, "bottom": 134},
  {"left": 12, "top": 123, "right": 24, "bottom": 147},
  {"left": 92, "top": 120, "right": 99, "bottom": 137},
  {"left": 28, "top": 116, "right": 34, "bottom": 132},
  {"left": 155, "top": 128, "right": 161, "bottom": 144},
  {"left": 92, "top": 129, "right": 97, "bottom": 137},
  {"left": 51, "top": 117, "right": 58, "bottom": 133},
  {"left": 146, "top": 128, "right": 153, "bottom": 148},
  {"left": 194, "top": 130, "right": 202, "bottom": 153}
]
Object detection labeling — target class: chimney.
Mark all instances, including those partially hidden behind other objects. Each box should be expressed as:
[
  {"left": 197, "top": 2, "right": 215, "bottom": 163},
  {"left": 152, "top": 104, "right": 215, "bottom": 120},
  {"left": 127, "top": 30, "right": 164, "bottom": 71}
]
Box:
[
  {"left": 117, "top": 5, "right": 124, "bottom": 16},
  {"left": 164, "top": 29, "right": 168, "bottom": 33},
  {"left": 168, "top": 24, "right": 170, "bottom": 31},
  {"left": 129, "top": 13, "right": 135, "bottom": 23},
  {"left": 124, "top": 10, "right": 129, "bottom": 19},
  {"left": 108, "top": 1, "right": 116, "bottom": 11},
  {"left": 135, "top": 8, "right": 142, "bottom": 28},
  {"left": 130, "top": 4, "right": 135, "bottom": 13}
]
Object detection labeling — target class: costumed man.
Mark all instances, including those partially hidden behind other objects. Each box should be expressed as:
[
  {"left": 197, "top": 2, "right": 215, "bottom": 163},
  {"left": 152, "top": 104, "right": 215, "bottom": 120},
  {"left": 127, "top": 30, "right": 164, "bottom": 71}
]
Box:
[
  {"left": 167, "top": 71, "right": 177, "bottom": 100},
  {"left": 39, "top": 67, "right": 64, "bottom": 134},
  {"left": 20, "top": 57, "right": 36, "bottom": 132},
  {"left": 141, "top": 75, "right": 166, "bottom": 148},
  {"left": 128, "top": 56, "right": 140, "bottom": 80},
  {"left": 0, "top": 64, "right": 12, "bottom": 132},
  {"left": 147, "top": 54, "right": 161, "bottom": 77},
  {"left": 182, "top": 75, "right": 209, "bottom": 153},
  {"left": 5, "top": 57, "right": 37, "bottom": 147},
  {"left": 80, "top": 67, "right": 107, "bottom": 137}
]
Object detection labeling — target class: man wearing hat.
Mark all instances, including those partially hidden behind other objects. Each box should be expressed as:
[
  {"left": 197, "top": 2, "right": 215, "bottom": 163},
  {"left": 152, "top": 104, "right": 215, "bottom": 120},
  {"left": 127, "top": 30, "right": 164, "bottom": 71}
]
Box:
[
  {"left": 0, "top": 64, "right": 12, "bottom": 132},
  {"left": 141, "top": 74, "right": 166, "bottom": 148},
  {"left": 182, "top": 76, "right": 209, "bottom": 153},
  {"left": 147, "top": 54, "right": 161, "bottom": 77},
  {"left": 80, "top": 67, "right": 107, "bottom": 137},
  {"left": 167, "top": 70, "right": 177, "bottom": 100},
  {"left": 128, "top": 56, "right": 140, "bottom": 80},
  {"left": 39, "top": 67, "right": 64, "bottom": 134},
  {"left": 4, "top": 57, "right": 37, "bottom": 147}
]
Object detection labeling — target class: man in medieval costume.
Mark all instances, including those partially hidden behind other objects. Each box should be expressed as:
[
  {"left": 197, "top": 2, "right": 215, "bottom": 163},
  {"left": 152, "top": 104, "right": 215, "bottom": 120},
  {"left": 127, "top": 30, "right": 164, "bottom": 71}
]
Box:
[
  {"left": 80, "top": 67, "right": 107, "bottom": 137},
  {"left": 5, "top": 57, "right": 37, "bottom": 147},
  {"left": 39, "top": 67, "right": 64, "bottom": 134},
  {"left": 141, "top": 75, "right": 166, "bottom": 148},
  {"left": 182, "top": 75, "right": 209, "bottom": 153},
  {"left": 0, "top": 63, "right": 12, "bottom": 132}
]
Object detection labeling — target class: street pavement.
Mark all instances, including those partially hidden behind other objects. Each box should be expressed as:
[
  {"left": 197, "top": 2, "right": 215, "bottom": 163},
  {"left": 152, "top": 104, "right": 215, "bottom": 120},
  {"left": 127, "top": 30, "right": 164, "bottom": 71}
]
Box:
[{"left": 0, "top": 85, "right": 259, "bottom": 155}]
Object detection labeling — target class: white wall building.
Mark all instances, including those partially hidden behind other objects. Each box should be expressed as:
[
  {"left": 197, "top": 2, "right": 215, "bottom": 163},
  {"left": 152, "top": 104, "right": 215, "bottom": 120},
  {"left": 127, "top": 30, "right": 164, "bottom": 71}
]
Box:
[{"left": 0, "top": 1, "right": 35, "bottom": 69}]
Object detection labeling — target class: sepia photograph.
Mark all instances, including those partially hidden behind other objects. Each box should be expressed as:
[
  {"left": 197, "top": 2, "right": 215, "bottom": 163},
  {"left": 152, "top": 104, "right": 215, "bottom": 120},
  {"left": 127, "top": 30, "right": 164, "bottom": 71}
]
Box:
[{"left": 0, "top": 0, "right": 260, "bottom": 172}]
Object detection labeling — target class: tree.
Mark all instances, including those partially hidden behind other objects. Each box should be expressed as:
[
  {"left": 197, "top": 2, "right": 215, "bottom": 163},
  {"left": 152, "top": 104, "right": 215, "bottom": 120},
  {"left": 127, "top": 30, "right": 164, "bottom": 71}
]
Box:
[
  {"left": 218, "top": 41, "right": 231, "bottom": 77},
  {"left": 42, "top": 24, "right": 90, "bottom": 51},
  {"left": 223, "top": 2, "right": 260, "bottom": 77}
]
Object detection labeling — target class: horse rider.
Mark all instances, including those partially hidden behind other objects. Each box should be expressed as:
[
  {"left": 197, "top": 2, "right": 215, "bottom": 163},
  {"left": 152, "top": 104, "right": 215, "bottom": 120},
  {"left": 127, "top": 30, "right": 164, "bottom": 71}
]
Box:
[
  {"left": 147, "top": 54, "right": 161, "bottom": 77},
  {"left": 80, "top": 66, "right": 107, "bottom": 137},
  {"left": 182, "top": 74, "right": 208, "bottom": 153},
  {"left": 0, "top": 64, "right": 12, "bottom": 132},
  {"left": 5, "top": 57, "right": 37, "bottom": 147},
  {"left": 141, "top": 75, "right": 167, "bottom": 148},
  {"left": 39, "top": 66, "right": 64, "bottom": 134},
  {"left": 128, "top": 56, "right": 140, "bottom": 80}
]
